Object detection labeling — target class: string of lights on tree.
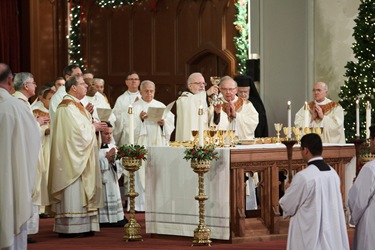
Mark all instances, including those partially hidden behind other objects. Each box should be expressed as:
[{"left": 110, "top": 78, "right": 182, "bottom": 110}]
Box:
[
  {"left": 68, "top": 0, "right": 249, "bottom": 75},
  {"left": 339, "top": 0, "right": 375, "bottom": 139},
  {"left": 233, "top": 0, "right": 248, "bottom": 75}
]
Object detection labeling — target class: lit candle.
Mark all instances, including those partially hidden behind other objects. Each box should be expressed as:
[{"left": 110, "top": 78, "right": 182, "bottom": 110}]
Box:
[
  {"left": 356, "top": 100, "right": 360, "bottom": 137},
  {"left": 304, "top": 101, "right": 309, "bottom": 129},
  {"left": 366, "top": 101, "right": 371, "bottom": 139},
  {"left": 287, "top": 101, "right": 291, "bottom": 138},
  {"left": 128, "top": 104, "right": 134, "bottom": 144},
  {"left": 198, "top": 105, "right": 204, "bottom": 146}
]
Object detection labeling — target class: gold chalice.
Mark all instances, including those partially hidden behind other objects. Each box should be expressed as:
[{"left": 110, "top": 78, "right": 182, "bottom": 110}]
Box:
[
  {"left": 292, "top": 127, "right": 302, "bottom": 142},
  {"left": 209, "top": 76, "right": 223, "bottom": 105},
  {"left": 208, "top": 129, "right": 217, "bottom": 145},
  {"left": 282, "top": 127, "right": 289, "bottom": 140},
  {"left": 192, "top": 130, "right": 198, "bottom": 146},
  {"left": 313, "top": 127, "right": 323, "bottom": 136},
  {"left": 274, "top": 123, "right": 283, "bottom": 144},
  {"left": 304, "top": 127, "right": 312, "bottom": 135},
  {"left": 227, "top": 130, "right": 236, "bottom": 147},
  {"left": 217, "top": 130, "right": 226, "bottom": 147}
]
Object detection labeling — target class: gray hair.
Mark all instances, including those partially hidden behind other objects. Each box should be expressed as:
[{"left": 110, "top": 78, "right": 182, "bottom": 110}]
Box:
[
  {"left": 93, "top": 78, "right": 104, "bottom": 85},
  {"left": 140, "top": 80, "right": 155, "bottom": 90},
  {"left": 219, "top": 75, "right": 237, "bottom": 87},
  {"left": 187, "top": 72, "right": 203, "bottom": 85},
  {"left": 13, "top": 72, "right": 34, "bottom": 91}
]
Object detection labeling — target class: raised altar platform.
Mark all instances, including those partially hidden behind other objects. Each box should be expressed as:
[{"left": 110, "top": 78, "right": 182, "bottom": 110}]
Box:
[{"left": 145, "top": 144, "right": 355, "bottom": 242}]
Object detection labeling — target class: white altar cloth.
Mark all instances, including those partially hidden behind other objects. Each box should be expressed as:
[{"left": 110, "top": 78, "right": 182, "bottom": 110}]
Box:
[{"left": 145, "top": 146, "right": 231, "bottom": 240}]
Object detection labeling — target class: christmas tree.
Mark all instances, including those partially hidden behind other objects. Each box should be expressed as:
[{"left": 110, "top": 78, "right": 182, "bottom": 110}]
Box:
[{"left": 339, "top": 0, "right": 375, "bottom": 140}]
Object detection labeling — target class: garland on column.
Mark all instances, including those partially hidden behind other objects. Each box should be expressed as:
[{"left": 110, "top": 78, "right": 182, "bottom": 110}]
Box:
[
  {"left": 233, "top": 0, "right": 248, "bottom": 75},
  {"left": 68, "top": 0, "right": 85, "bottom": 68},
  {"left": 96, "top": 0, "right": 137, "bottom": 8}
]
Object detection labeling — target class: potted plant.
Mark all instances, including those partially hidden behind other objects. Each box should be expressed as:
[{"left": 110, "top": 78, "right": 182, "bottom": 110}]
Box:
[
  {"left": 116, "top": 144, "right": 148, "bottom": 171},
  {"left": 184, "top": 145, "right": 218, "bottom": 173}
]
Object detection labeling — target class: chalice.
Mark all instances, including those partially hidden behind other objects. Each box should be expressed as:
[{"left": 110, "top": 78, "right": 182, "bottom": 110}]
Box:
[
  {"left": 292, "top": 127, "right": 302, "bottom": 142},
  {"left": 313, "top": 127, "right": 323, "bottom": 136},
  {"left": 282, "top": 127, "right": 289, "bottom": 140},
  {"left": 274, "top": 123, "right": 283, "bottom": 144},
  {"left": 209, "top": 76, "right": 223, "bottom": 105},
  {"left": 304, "top": 127, "right": 312, "bottom": 135},
  {"left": 208, "top": 129, "right": 217, "bottom": 145},
  {"left": 217, "top": 130, "right": 226, "bottom": 147},
  {"left": 192, "top": 130, "right": 198, "bottom": 146},
  {"left": 227, "top": 130, "right": 236, "bottom": 147}
]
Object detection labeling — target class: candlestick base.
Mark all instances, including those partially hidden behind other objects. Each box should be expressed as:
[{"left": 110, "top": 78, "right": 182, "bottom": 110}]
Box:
[{"left": 281, "top": 140, "right": 297, "bottom": 181}]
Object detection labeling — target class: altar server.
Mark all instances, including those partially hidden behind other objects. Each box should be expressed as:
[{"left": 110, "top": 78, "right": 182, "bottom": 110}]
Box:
[
  {"left": 348, "top": 125, "right": 375, "bottom": 250},
  {"left": 279, "top": 133, "right": 349, "bottom": 250}
]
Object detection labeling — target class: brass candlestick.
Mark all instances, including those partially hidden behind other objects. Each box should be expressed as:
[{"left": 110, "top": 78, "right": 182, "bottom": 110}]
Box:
[
  {"left": 281, "top": 140, "right": 297, "bottom": 181},
  {"left": 122, "top": 157, "right": 143, "bottom": 241},
  {"left": 191, "top": 159, "right": 212, "bottom": 246}
]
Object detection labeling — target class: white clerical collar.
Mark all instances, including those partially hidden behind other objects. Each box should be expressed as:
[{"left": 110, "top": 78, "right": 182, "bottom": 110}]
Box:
[
  {"left": 308, "top": 156, "right": 323, "bottom": 163},
  {"left": 127, "top": 90, "right": 140, "bottom": 96},
  {"left": 222, "top": 95, "right": 238, "bottom": 103},
  {"left": 315, "top": 98, "right": 331, "bottom": 105}
]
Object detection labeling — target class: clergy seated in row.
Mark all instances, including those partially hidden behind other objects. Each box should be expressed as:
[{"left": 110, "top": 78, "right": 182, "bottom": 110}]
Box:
[
  {"left": 209, "top": 75, "right": 259, "bottom": 140},
  {"left": 294, "top": 81, "right": 345, "bottom": 143},
  {"left": 49, "top": 75, "right": 108, "bottom": 238},
  {"left": 99, "top": 123, "right": 128, "bottom": 227},
  {"left": 125, "top": 80, "right": 175, "bottom": 211},
  {"left": 175, "top": 72, "right": 218, "bottom": 142},
  {"left": 13, "top": 72, "right": 50, "bottom": 243},
  {"left": 113, "top": 71, "right": 142, "bottom": 146}
]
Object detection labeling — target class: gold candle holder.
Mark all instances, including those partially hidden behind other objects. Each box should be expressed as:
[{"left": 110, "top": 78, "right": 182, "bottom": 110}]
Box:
[
  {"left": 191, "top": 159, "right": 212, "bottom": 246},
  {"left": 122, "top": 157, "right": 143, "bottom": 241}
]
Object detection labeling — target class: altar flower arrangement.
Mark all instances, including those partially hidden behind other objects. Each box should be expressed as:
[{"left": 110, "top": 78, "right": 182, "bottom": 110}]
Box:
[
  {"left": 183, "top": 145, "right": 219, "bottom": 162},
  {"left": 359, "top": 141, "right": 375, "bottom": 164},
  {"left": 116, "top": 144, "right": 148, "bottom": 161}
]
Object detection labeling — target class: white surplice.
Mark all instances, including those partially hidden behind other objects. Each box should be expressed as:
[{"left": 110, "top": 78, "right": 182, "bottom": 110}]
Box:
[
  {"left": 129, "top": 98, "right": 175, "bottom": 211},
  {"left": 175, "top": 90, "right": 208, "bottom": 142},
  {"left": 113, "top": 90, "right": 141, "bottom": 145},
  {"left": 98, "top": 144, "right": 124, "bottom": 223},
  {"left": 348, "top": 159, "right": 375, "bottom": 250},
  {"left": 279, "top": 157, "right": 349, "bottom": 250},
  {"left": 0, "top": 88, "right": 40, "bottom": 249},
  {"left": 49, "top": 94, "right": 103, "bottom": 234},
  {"left": 294, "top": 98, "right": 345, "bottom": 143}
]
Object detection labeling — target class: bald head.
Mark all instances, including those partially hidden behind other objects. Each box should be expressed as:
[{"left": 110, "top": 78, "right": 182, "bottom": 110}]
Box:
[{"left": 0, "top": 63, "right": 14, "bottom": 93}]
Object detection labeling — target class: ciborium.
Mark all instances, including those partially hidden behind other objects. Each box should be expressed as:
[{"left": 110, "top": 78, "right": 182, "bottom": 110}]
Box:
[
  {"left": 122, "top": 157, "right": 143, "bottom": 241},
  {"left": 274, "top": 123, "right": 283, "bottom": 144},
  {"left": 209, "top": 76, "right": 223, "bottom": 106}
]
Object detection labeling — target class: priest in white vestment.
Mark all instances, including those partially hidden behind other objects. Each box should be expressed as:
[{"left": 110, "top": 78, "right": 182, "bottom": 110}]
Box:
[
  {"left": 294, "top": 82, "right": 345, "bottom": 144},
  {"left": 98, "top": 123, "right": 126, "bottom": 226},
  {"left": 113, "top": 71, "right": 142, "bottom": 145},
  {"left": 348, "top": 124, "right": 375, "bottom": 250},
  {"left": 175, "top": 72, "right": 218, "bottom": 142},
  {"left": 130, "top": 80, "right": 175, "bottom": 211},
  {"left": 49, "top": 65, "right": 81, "bottom": 134},
  {"left": 0, "top": 64, "right": 40, "bottom": 249},
  {"left": 279, "top": 134, "right": 349, "bottom": 250},
  {"left": 49, "top": 75, "right": 106, "bottom": 237},
  {"left": 209, "top": 76, "right": 259, "bottom": 140}
]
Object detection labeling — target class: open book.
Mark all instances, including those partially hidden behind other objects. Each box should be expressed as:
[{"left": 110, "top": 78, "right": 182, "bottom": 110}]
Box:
[
  {"left": 146, "top": 101, "right": 175, "bottom": 122},
  {"left": 96, "top": 108, "right": 112, "bottom": 121}
]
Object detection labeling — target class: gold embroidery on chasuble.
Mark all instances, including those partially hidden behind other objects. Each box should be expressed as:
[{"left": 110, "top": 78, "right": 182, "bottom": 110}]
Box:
[
  {"left": 58, "top": 99, "right": 90, "bottom": 120},
  {"left": 308, "top": 101, "right": 339, "bottom": 123},
  {"left": 33, "top": 109, "right": 49, "bottom": 118},
  {"left": 220, "top": 98, "right": 245, "bottom": 122}
]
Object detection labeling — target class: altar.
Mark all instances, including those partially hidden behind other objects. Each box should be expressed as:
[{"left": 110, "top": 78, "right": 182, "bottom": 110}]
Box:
[{"left": 145, "top": 144, "right": 355, "bottom": 241}]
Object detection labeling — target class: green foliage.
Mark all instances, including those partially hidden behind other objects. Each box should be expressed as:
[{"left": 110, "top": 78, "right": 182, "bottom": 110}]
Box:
[
  {"left": 68, "top": 0, "right": 85, "bottom": 69},
  {"left": 339, "top": 0, "right": 375, "bottom": 139},
  {"left": 183, "top": 145, "right": 218, "bottom": 162},
  {"left": 116, "top": 144, "right": 148, "bottom": 161},
  {"left": 96, "top": 0, "right": 136, "bottom": 8},
  {"left": 233, "top": 0, "right": 248, "bottom": 75}
]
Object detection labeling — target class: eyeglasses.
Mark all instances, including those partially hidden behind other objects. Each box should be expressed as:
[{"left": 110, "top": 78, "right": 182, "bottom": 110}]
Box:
[
  {"left": 191, "top": 82, "right": 207, "bottom": 86},
  {"left": 220, "top": 87, "right": 236, "bottom": 92},
  {"left": 126, "top": 78, "right": 140, "bottom": 81}
]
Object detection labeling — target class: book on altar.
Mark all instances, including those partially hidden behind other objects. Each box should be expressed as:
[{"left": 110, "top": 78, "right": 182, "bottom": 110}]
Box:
[
  {"left": 146, "top": 101, "right": 175, "bottom": 122},
  {"left": 97, "top": 108, "right": 112, "bottom": 121}
]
